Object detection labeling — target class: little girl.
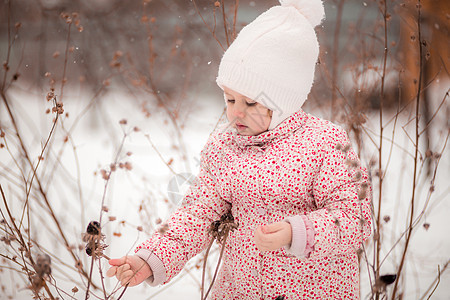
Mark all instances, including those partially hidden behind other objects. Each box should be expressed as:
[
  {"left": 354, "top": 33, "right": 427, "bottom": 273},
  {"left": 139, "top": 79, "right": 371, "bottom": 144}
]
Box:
[{"left": 107, "top": 0, "right": 372, "bottom": 299}]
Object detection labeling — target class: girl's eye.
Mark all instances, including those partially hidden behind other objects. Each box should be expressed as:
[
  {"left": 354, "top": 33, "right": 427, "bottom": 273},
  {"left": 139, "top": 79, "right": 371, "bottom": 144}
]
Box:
[
  {"left": 227, "top": 99, "right": 235, "bottom": 103},
  {"left": 246, "top": 102, "right": 257, "bottom": 106}
]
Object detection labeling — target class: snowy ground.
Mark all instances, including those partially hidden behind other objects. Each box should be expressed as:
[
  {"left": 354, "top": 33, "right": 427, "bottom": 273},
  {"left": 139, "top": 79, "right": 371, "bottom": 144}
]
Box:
[{"left": 0, "top": 85, "right": 449, "bottom": 299}]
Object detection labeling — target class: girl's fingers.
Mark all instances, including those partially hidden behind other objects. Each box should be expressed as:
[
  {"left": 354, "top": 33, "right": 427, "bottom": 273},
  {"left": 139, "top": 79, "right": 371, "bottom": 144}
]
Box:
[
  {"left": 263, "top": 222, "right": 284, "bottom": 233},
  {"left": 119, "top": 270, "right": 134, "bottom": 286},
  {"left": 254, "top": 227, "right": 265, "bottom": 244},
  {"left": 108, "top": 257, "right": 128, "bottom": 266},
  {"left": 106, "top": 266, "right": 117, "bottom": 277},
  {"left": 117, "top": 264, "right": 131, "bottom": 277}
]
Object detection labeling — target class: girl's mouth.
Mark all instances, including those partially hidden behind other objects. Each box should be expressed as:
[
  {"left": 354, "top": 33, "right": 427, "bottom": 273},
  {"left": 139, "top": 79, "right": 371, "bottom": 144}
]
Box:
[{"left": 235, "top": 122, "right": 247, "bottom": 130}]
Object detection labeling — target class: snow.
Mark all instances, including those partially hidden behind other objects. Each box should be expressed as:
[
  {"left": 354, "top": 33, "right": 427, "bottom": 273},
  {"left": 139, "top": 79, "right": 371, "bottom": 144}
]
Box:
[{"left": 0, "top": 85, "right": 449, "bottom": 299}]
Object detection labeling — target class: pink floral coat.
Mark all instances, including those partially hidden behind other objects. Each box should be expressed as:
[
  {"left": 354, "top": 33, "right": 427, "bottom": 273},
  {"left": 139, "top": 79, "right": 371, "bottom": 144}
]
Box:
[{"left": 136, "top": 109, "right": 372, "bottom": 299}]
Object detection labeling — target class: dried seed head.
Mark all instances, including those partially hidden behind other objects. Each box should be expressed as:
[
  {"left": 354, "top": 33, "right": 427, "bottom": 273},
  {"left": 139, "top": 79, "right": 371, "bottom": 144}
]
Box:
[
  {"left": 383, "top": 215, "right": 390, "bottom": 223},
  {"left": 423, "top": 223, "right": 430, "bottom": 230},
  {"left": 1, "top": 236, "right": 11, "bottom": 245},
  {"left": 85, "top": 240, "right": 109, "bottom": 259},
  {"left": 75, "top": 260, "right": 83, "bottom": 271},
  {"left": 356, "top": 248, "right": 364, "bottom": 259},
  {"left": 72, "top": 287, "right": 79, "bottom": 293},
  {"left": 86, "top": 221, "right": 101, "bottom": 235},
  {"left": 358, "top": 189, "right": 367, "bottom": 200},
  {"left": 374, "top": 169, "right": 382, "bottom": 177},
  {"left": 46, "top": 91, "right": 55, "bottom": 101},
  {"left": 158, "top": 223, "right": 169, "bottom": 235},
  {"left": 54, "top": 101, "right": 64, "bottom": 114},
  {"left": 100, "top": 169, "right": 110, "bottom": 180},
  {"left": 35, "top": 254, "right": 51, "bottom": 277},
  {"left": 110, "top": 61, "right": 121, "bottom": 68},
  {"left": 208, "top": 212, "right": 239, "bottom": 244},
  {"left": 113, "top": 51, "right": 123, "bottom": 59},
  {"left": 380, "top": 274, "right": 396, "bottom": 285},
  {"left": 30, "top": 274, "right": 45, "bottom": 292},
  {"left": 85, "top": 243, "right": 93, "bottom": 256},
  {"left": 124, "top": 162, "right": 132, "bottom": 170}
]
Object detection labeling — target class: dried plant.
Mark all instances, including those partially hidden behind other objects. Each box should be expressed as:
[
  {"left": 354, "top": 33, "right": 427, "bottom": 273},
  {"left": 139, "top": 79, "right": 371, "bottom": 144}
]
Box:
[{"left": 202, "top": 212, "right": 239, "bottom": 300}]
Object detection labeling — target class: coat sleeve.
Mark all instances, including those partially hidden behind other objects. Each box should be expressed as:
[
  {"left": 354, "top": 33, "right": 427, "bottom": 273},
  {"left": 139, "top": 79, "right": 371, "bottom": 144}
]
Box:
[
  {"left": 135, "top": 132, "right": 231, "bottom": 284},
  {"left": 307, "top": 127, "right": 372, "bottom": 259}
]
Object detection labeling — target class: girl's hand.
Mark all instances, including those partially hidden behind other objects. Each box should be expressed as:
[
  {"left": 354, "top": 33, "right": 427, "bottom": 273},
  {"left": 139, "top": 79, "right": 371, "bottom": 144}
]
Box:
[
  {"left": 106, "top": 255, "right": 153, "bottom": 287},
  {"left": 254, "top": 222, "right": 292, "bottom": 252}
]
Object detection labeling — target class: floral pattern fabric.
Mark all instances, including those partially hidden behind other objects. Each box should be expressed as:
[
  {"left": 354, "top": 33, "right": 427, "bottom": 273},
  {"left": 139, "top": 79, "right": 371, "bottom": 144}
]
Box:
[{"left": 136, "top": 109, "right": 372, "bottom": 299}]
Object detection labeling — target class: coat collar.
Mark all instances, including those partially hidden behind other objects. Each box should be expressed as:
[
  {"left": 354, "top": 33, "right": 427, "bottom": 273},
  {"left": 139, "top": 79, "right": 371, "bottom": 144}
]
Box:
[{"left": 229, "top": 109, "right": 308, "bottom": 149}]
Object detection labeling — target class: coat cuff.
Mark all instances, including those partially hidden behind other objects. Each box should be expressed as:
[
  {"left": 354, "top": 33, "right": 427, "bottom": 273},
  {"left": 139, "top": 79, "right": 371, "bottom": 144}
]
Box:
[
  {"left": 284, "top": 215, "right": 315, "bottom": 258},
  {"left": 135, "top": 249, "right": 167, "bottom": 286}
]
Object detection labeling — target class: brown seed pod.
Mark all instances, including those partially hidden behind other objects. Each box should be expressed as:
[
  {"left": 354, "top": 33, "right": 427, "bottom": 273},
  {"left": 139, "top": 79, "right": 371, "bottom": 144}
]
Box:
[
  {"left": 86, "top": 221, "right": 101, "bottom": 235},
  {"left": 35, "top": 254, "right": 51, "bottom": 277}
]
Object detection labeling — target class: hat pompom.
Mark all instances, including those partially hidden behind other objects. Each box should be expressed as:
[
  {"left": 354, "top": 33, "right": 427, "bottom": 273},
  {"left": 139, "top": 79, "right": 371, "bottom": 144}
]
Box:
[{"left": 279, "top": 0, "right": 325, "bottom": 27}]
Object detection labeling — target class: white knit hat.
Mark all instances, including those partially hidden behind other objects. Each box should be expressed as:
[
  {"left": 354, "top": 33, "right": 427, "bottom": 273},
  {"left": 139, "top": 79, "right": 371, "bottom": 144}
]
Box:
[{"left": 216, "top": 0, "right": 325, "bottom": 130}]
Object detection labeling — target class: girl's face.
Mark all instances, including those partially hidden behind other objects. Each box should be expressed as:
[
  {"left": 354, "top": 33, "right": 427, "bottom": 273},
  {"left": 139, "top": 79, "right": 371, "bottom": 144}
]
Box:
[{"left": 224, "top": 87, "right": 272, "bottom": 136}]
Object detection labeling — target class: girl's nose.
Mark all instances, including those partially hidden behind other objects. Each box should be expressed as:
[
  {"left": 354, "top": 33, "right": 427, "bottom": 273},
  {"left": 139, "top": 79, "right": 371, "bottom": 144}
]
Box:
[{"left": 232, "top": 102, "right": 246, "bottom": 118}]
